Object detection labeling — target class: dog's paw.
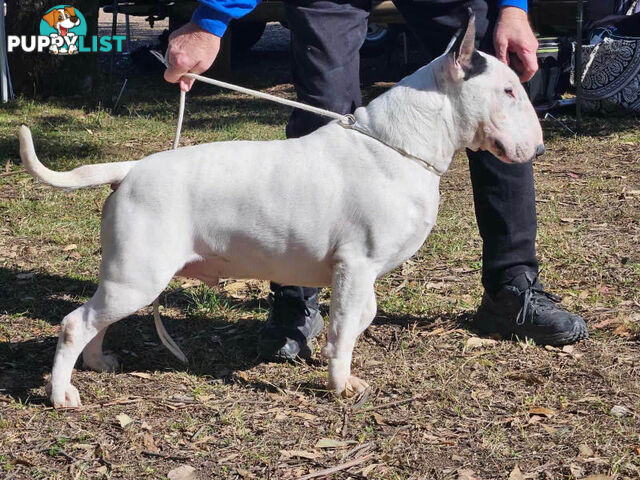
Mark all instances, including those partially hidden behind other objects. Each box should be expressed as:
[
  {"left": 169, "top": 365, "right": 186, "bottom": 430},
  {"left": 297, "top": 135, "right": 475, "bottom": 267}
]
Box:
[
  {"left": 46, "top": 382, "right": 82, "bottom": 408},
  {"left": 83, "top": 353, "right": 120, "bottom": 373},
  {"left": 341, "top": 376, "right": 369, "bottom": 398}
]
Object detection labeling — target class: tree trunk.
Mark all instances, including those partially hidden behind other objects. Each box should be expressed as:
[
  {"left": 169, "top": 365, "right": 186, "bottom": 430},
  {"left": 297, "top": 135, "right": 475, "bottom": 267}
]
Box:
[{"left": 6, "top": 0, "right": 99, "bottom": 97}]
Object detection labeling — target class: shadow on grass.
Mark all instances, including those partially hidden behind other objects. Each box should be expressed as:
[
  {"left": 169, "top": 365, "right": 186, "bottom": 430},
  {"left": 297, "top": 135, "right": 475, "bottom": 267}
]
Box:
[
  {"left": 0, "top": 267, "right": 268, "bottom": 403},
  {"left": 0, "top": 265, "right": 477, "bottom": 404}
]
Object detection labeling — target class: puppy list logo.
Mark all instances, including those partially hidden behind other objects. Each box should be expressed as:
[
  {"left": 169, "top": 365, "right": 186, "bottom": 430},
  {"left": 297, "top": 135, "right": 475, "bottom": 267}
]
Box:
[{"left": 8, "top": 5, "right": 126, "bottom": 55}]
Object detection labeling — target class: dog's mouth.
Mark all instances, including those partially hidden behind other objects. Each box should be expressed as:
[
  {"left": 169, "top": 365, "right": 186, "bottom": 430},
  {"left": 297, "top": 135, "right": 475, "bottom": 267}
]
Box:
[
  {"left": 60, "top": 26, "right": 68, "bottom": 36},
  {"left": 491, "top": 139, "right": 513, "bottom": 164}
]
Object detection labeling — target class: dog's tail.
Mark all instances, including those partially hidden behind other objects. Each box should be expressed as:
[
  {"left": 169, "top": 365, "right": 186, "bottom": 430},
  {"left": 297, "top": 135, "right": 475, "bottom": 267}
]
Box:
[{"left": 19, "top": 125, "right": 137, "bottom": 190}]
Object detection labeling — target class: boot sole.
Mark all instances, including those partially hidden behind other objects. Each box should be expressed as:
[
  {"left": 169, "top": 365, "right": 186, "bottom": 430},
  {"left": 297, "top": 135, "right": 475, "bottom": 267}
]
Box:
[{"left": 475, "top": 310, "right": 588, "bottom": 347}]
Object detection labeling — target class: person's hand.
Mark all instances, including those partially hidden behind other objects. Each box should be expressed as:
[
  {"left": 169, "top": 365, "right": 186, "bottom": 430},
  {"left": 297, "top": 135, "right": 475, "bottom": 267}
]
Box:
[
  {"left": 165, "top": 22, "right": 221, "bottom": 92},
  {"left": 493, "top": 7, "right": 539, "bottom": 82}
]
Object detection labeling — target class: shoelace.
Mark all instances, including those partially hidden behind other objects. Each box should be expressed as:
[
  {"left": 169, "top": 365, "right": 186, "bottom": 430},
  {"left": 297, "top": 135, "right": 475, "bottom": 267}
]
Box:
[{"left": 516, "top": 285, "right": 563, "bottom": 326}]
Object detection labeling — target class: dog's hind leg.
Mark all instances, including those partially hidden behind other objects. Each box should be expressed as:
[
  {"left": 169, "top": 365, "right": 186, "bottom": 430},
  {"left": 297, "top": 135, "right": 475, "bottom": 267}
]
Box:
[
  {"left": 82, "top": 327, "right": 120, "bottom": 373},
  {"left": 48, "top": 270, "right": 174, "bottom": 408},
  {"left": 324, "top": 260, "right": 377, "bottom": 398}
]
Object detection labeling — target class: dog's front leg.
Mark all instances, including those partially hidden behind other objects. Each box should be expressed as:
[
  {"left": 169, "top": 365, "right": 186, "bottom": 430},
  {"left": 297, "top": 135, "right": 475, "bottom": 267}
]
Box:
[{"left": 324, "top": 260, "right": 377, "bottom": 397}]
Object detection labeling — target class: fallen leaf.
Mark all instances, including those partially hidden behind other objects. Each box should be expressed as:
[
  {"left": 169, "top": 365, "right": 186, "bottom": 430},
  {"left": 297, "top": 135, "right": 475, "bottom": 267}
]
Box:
[
  {"left": 456, "top": 468, "right": 480, "bottom": 480},
  {"left": 128, "top": 372, "right": 152, "bottom": 379},
  {"left": 613, "top": 324, "right": 631, "bottom": 337},
  {"left": 361, "top": 463, "right": 379, "bottom": 477},
  {"left": 464, "top": 337, "right": 497, "bottom": 350},
  {"left": 569, "top": 463, "right": 584, "bottom": 478},
  {"left": 527, "top": 415, "right": 544, "bottom": 425},
  {"left": 62, "top": 244, "right": 77, "bottom": 252},
  {"left": 180, "top": 279, "right": 201, "bottom": 289},
  {"left": 236, "top": 468, "right": 254, "bottom": 478},
  {"left": 610, "top": 405, "right": 632, "bottom": 417},
  {"left": 372, "top": 412, "right": 387, "bottom": 425},
  {"left": 541, "top": 424, "right": 557, "bottom": 435},
  {"left": 315, "top": 438, "right": 348, "bottom": 449},
  {"left": 142, "top": 432, "right": 158, "bottom": 454},
  {"left": 291, "top": 411, "right": 318, "bottom": 421},
  {"left": 280, "top": 449, "right": 320, "bottom": 460},
  {"left": 506, "top": 372, "right": 543, "bottom": 385},
  {"left": 218, "top": 453, "right": 239, "bottom": 463},
  {"left": 578, "top": 443, "right": 594, "bottom": 457},
  {"left": 591, "top": 317, "right": 621, "bottom": 330},
  {"left": 528, "top": 406, "right": 555, "bottom": 417},
  {"left": 115, "top": 413, "right": 132, "bottom": 429},
  {"left": 562, "top": 345, "right": 575, "bottom": 354},
  {"left": 168, "top": 465, "right": 196, "bottom": 480},
  {"left": 509, "top": 464, "right": 524, "bottom": 480},
  {"left": 96, "top": 465, "right": 108, "bottom": 475},
  {"left": 223, "top": 281, "right": 247, "bottom": 298}
]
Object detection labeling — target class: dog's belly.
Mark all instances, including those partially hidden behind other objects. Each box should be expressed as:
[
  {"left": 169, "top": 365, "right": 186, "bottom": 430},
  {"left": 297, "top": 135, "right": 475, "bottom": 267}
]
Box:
[{"left": 176, "top": 253, "right": 334, "bottom": 288}]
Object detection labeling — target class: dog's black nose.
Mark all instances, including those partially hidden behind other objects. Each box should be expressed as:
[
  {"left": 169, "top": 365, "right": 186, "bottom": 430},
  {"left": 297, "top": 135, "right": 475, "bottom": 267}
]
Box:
[{"left": 535, "top": 144, "right": 545, "bottom": 157}]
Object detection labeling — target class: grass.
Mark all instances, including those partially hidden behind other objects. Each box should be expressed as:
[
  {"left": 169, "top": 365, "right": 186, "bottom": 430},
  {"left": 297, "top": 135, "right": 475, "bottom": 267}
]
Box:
[{"left": 1, "top": 49, "right": 639, "bottom": 479}]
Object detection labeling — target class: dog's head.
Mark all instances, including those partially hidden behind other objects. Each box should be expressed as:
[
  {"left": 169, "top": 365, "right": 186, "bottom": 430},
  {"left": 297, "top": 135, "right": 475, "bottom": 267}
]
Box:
[
  {"left": 437, "top": 10, "right": 544, "bottom": 164},
  {"left": 42, "top": 7, "right": 80, "bottom": 34}
]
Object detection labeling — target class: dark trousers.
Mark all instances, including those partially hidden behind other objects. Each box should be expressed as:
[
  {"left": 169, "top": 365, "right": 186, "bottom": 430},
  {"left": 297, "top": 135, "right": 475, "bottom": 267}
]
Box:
[{"left": 274, "top": 0, "right": 539, "bottom": 298}]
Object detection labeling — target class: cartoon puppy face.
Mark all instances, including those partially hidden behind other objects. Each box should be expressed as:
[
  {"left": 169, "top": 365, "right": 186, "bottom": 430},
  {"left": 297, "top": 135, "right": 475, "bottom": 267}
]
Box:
[{"left": 42, "top": 7, "right": 80, "bottom": 35}]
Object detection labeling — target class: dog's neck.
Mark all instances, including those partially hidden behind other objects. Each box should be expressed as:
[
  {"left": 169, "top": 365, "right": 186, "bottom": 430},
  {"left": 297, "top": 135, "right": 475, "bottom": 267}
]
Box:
[{"left": 353, "top": 57, "right": 474, "bottom": 175}]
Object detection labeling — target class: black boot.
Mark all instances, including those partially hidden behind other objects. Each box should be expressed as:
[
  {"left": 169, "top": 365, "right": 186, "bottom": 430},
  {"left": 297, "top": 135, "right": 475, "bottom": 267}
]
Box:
[
  {"left": 258, "top": 286, "right": 324, "bottom": 361},
  {"left": 475, "top": 272, "right": 588, "bottom": 346}
]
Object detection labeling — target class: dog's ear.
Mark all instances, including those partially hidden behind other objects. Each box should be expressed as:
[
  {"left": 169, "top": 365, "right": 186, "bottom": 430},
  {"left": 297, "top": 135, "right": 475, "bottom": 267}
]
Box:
[
  {"left": 446, "top": 8, "right": 486, "bottom": 81},
  {"left": 42, "top": 10, "right": 58, "bottom": 27}
]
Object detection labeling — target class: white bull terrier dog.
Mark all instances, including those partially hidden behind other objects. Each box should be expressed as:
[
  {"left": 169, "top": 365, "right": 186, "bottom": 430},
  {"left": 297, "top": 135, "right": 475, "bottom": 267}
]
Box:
[{"left": 19, "top": 12, "right": 544, "bottom": 408}]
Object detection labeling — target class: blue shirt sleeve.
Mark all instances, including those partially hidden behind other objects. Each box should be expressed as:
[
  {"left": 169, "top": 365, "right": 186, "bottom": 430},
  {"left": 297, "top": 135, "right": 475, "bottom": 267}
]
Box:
[
  {"left": 192, "top": 0, "right": 261, "bottom": 37},
  {"left": 498, "top": 0, "right": 528, "bottom": 12},
  {"left": 193, "top": 0, "right": 527, "bottom": 38}
]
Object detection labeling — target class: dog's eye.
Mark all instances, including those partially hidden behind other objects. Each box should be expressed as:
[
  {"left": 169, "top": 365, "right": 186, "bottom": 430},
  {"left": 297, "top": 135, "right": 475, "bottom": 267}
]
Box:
[{"left": 505, "top": 87, "right": 516, "bottom": 99}]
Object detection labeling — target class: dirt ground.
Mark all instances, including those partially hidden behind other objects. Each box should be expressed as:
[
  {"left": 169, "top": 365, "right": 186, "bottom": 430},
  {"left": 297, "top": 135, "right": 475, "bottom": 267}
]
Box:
[{"left": 1, "top": 14, "right": 640, "bottom": 480}]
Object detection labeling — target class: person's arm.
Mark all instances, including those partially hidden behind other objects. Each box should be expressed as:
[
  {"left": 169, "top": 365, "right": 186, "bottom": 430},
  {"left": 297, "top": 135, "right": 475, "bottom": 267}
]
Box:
[
  {"left": 192, "top": 0, "right": 261, "bottom": 37},
  {"left": 497, "top": 0, "right": 528, "bottom": 12},
  {"left": 493, "top": 1, "right": 539, "bottom": 82},
  {"left": 165, "top": 0, "right": 261, "bottom": 91}
]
